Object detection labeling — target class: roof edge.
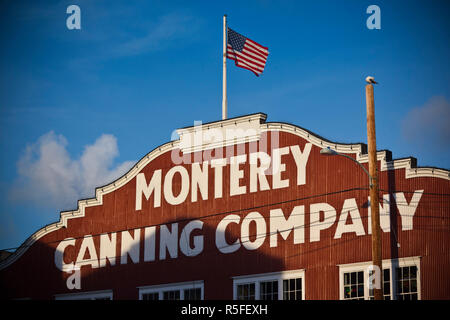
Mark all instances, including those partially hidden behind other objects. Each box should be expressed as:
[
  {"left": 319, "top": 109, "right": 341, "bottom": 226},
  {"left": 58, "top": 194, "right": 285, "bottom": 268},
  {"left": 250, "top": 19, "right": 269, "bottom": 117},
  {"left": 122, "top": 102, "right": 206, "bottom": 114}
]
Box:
[{"left": 1, "top": 114, "right": 448, "bottom": 270}]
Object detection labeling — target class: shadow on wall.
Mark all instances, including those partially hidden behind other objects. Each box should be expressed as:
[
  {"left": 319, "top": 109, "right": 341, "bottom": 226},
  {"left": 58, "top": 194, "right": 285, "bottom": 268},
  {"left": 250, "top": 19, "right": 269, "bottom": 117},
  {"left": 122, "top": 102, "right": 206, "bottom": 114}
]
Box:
[{"left": 2, "top": 214, "right": 286, "bottom": 300}]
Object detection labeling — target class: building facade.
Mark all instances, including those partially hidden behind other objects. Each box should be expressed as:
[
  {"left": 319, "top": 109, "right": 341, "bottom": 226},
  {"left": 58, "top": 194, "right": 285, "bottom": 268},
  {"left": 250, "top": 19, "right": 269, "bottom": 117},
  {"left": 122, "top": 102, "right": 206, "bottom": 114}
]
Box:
[{"left": 1, "top": 113, "right": 449, "bottom": 300}]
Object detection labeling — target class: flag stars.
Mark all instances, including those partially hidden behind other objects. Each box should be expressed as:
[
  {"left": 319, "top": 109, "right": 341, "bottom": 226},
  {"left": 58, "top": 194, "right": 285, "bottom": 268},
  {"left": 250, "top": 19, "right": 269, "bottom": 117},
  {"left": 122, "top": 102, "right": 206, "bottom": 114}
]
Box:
[{"left": 228, "top": 28, "right": 246, "bottom": 51}]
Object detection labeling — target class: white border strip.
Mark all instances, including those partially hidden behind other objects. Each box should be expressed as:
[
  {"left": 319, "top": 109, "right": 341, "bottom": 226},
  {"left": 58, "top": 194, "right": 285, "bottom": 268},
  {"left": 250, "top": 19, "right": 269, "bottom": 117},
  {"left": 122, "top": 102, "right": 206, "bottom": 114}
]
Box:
[
  {"left": 262, "top": 123, "right": 450, "bottom": 180},
  {"left": 231, "top": 269, "right": 305, "bottom": 300},
  {"left": 1, "top": 117, "right": 448, "bottom": 271},
  {"left": 337, "top": 256, "right": 421, "bottom": 300},
  {"left": 54, "top": 289, "right": 113, "bottom": 300},
  {"left": 138, "top": 280, "right": 204, "bottom": 300},
  {"left": 0, "top": 140, "right": 179, "bottom": 270}
]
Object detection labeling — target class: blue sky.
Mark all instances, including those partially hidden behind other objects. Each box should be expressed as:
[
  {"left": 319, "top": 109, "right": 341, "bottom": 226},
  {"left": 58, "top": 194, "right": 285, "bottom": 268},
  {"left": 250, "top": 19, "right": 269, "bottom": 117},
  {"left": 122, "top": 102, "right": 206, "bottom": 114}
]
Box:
[{"left": 0, "top": 0, "right": 449, "bottom": 250}]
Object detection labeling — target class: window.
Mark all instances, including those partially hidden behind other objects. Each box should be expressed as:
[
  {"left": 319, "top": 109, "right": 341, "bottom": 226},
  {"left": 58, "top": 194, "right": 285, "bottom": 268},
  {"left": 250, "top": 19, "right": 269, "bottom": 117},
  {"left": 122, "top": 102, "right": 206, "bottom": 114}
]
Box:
[
  {"left": 237, "top": 283, "right": 256, "bottom": 300},
  {"left": 54, "top": 290, "right": 113, "bottom": 300},
  {"left": 396, "top": 266, "right": 418, "bottom": 300},
  {"left": 260, "top": 281, "right": 278, "bottom": 300},
  {"left": 142, "top": 292, "right": 159, "bottom": 300},
  {"left": 184, "top": 288, "right": 202, "bottom": 300},
  {"left": 163, "top": 290, "right": 180, "bottom": 300},
  {"left": 139, "top": 281, "right": 204, "bottom": 300},
  {"left": 369, "top": 269, "right": 391, "bottom": 300},
  {"left": 283, "top": 278, "right": 302, "bottom": 300},
  {"left": 233, "top": 269, "right": 305, "bottom": 300},
  {"left": 338, "top": 256, "right": 420, "bottom": 300},
  {"left": 343, "top": 271, "right": 364, "bottom": 300}
]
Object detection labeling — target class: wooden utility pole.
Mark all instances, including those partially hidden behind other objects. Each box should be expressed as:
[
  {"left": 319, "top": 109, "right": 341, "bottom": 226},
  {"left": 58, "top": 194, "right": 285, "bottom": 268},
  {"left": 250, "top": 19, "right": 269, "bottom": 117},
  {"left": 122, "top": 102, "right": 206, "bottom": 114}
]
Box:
[{"left": 366, "top": 82, "right": 383, "bottom": 300}]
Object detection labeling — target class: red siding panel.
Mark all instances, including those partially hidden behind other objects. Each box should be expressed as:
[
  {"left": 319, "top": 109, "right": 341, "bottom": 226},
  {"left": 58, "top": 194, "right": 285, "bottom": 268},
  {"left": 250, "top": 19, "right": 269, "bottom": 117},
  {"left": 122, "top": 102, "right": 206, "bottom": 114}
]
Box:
[{"left": 1, "top": 129, "right": 449, "bottom": 300}]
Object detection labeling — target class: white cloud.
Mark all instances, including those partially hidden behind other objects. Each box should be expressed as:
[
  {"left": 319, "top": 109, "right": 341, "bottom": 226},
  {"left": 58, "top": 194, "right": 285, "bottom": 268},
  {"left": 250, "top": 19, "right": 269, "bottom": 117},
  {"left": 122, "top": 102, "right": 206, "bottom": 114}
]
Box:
[
  {"left": 402, "top": 96, "right": 450, "bottom": 146},
  {"left": 10, "top": 132, "right": 134, "bottom": 210}
]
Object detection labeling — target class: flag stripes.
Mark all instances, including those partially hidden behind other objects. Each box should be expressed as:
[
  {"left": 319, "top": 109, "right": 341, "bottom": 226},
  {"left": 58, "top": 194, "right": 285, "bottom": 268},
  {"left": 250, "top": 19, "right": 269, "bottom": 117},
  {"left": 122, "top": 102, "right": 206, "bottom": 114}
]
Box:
[{"left": 227, "top": 28, "right": 269, "bottom": 76}]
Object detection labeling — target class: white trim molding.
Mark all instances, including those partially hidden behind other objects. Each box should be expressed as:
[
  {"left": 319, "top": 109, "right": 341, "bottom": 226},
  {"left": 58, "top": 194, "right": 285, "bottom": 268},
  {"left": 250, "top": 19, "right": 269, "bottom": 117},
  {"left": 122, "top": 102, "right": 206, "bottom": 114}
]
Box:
[
  {"left": 138, "top": 280, "right": 204, "bottom": 300},
  {"left": 262, "top": 122, "right": 450, "bottom": 181},
  {"left": 1, "top": 113, "right": 447, "bottom": 271},
  {"left": 232, "top": 269, "right": 305, "bottom": 300},
  {"left": 0, "top": 140, "right": 178, "bottom": 271},
  {"left": 338, "top": 256, "right": 422, "bottom": 300},
  {"left": 176, "top": 113, "right": 267, "bottom": 154},
  {"left": 54, "top": 289, "right": 113, "bottom": 300}
]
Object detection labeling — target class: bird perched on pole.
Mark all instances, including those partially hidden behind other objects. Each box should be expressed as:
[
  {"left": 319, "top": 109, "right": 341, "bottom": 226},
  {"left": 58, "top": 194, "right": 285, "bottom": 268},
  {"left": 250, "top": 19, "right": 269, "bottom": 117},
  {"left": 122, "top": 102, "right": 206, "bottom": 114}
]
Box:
[{"left": 366, "top": 76, "right": 378, "bottom": 84}]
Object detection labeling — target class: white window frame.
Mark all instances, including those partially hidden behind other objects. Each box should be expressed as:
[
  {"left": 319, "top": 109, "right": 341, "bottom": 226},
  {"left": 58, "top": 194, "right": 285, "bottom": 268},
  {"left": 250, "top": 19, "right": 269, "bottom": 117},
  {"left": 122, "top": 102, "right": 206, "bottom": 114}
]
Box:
[
  {"left": 54, "top": 289, "right": 113, "bottom": 300},
  {"left": 338, "top": 256, "right": 421, "bottom": 300},
  {"left": 232, "top": 269, "right": 305, "bottom": 300},
  {"left": 138, "top": 280, "right": 204, "bottom": 300}
]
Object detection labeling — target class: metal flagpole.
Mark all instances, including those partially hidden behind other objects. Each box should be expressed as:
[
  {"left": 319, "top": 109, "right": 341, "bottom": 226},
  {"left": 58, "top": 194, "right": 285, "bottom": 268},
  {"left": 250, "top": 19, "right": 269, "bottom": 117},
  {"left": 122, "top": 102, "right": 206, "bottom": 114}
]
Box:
[{"left": 222, "top": 14, "right": 227, "bottom": 120}]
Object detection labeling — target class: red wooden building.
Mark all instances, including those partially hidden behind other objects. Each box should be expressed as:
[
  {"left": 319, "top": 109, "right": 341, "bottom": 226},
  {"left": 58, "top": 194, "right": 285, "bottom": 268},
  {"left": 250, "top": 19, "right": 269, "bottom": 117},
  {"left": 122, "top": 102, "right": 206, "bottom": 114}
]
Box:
[{"left": 1, "top": 113, "right": 449, "bottom": 300}]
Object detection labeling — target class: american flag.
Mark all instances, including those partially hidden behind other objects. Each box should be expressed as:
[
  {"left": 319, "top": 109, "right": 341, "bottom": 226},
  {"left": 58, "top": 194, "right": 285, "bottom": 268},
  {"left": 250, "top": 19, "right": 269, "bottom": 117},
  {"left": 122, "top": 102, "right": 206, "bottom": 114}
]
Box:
[{"left": 227, "top": 28, "right": 269, "bottom": 76}]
